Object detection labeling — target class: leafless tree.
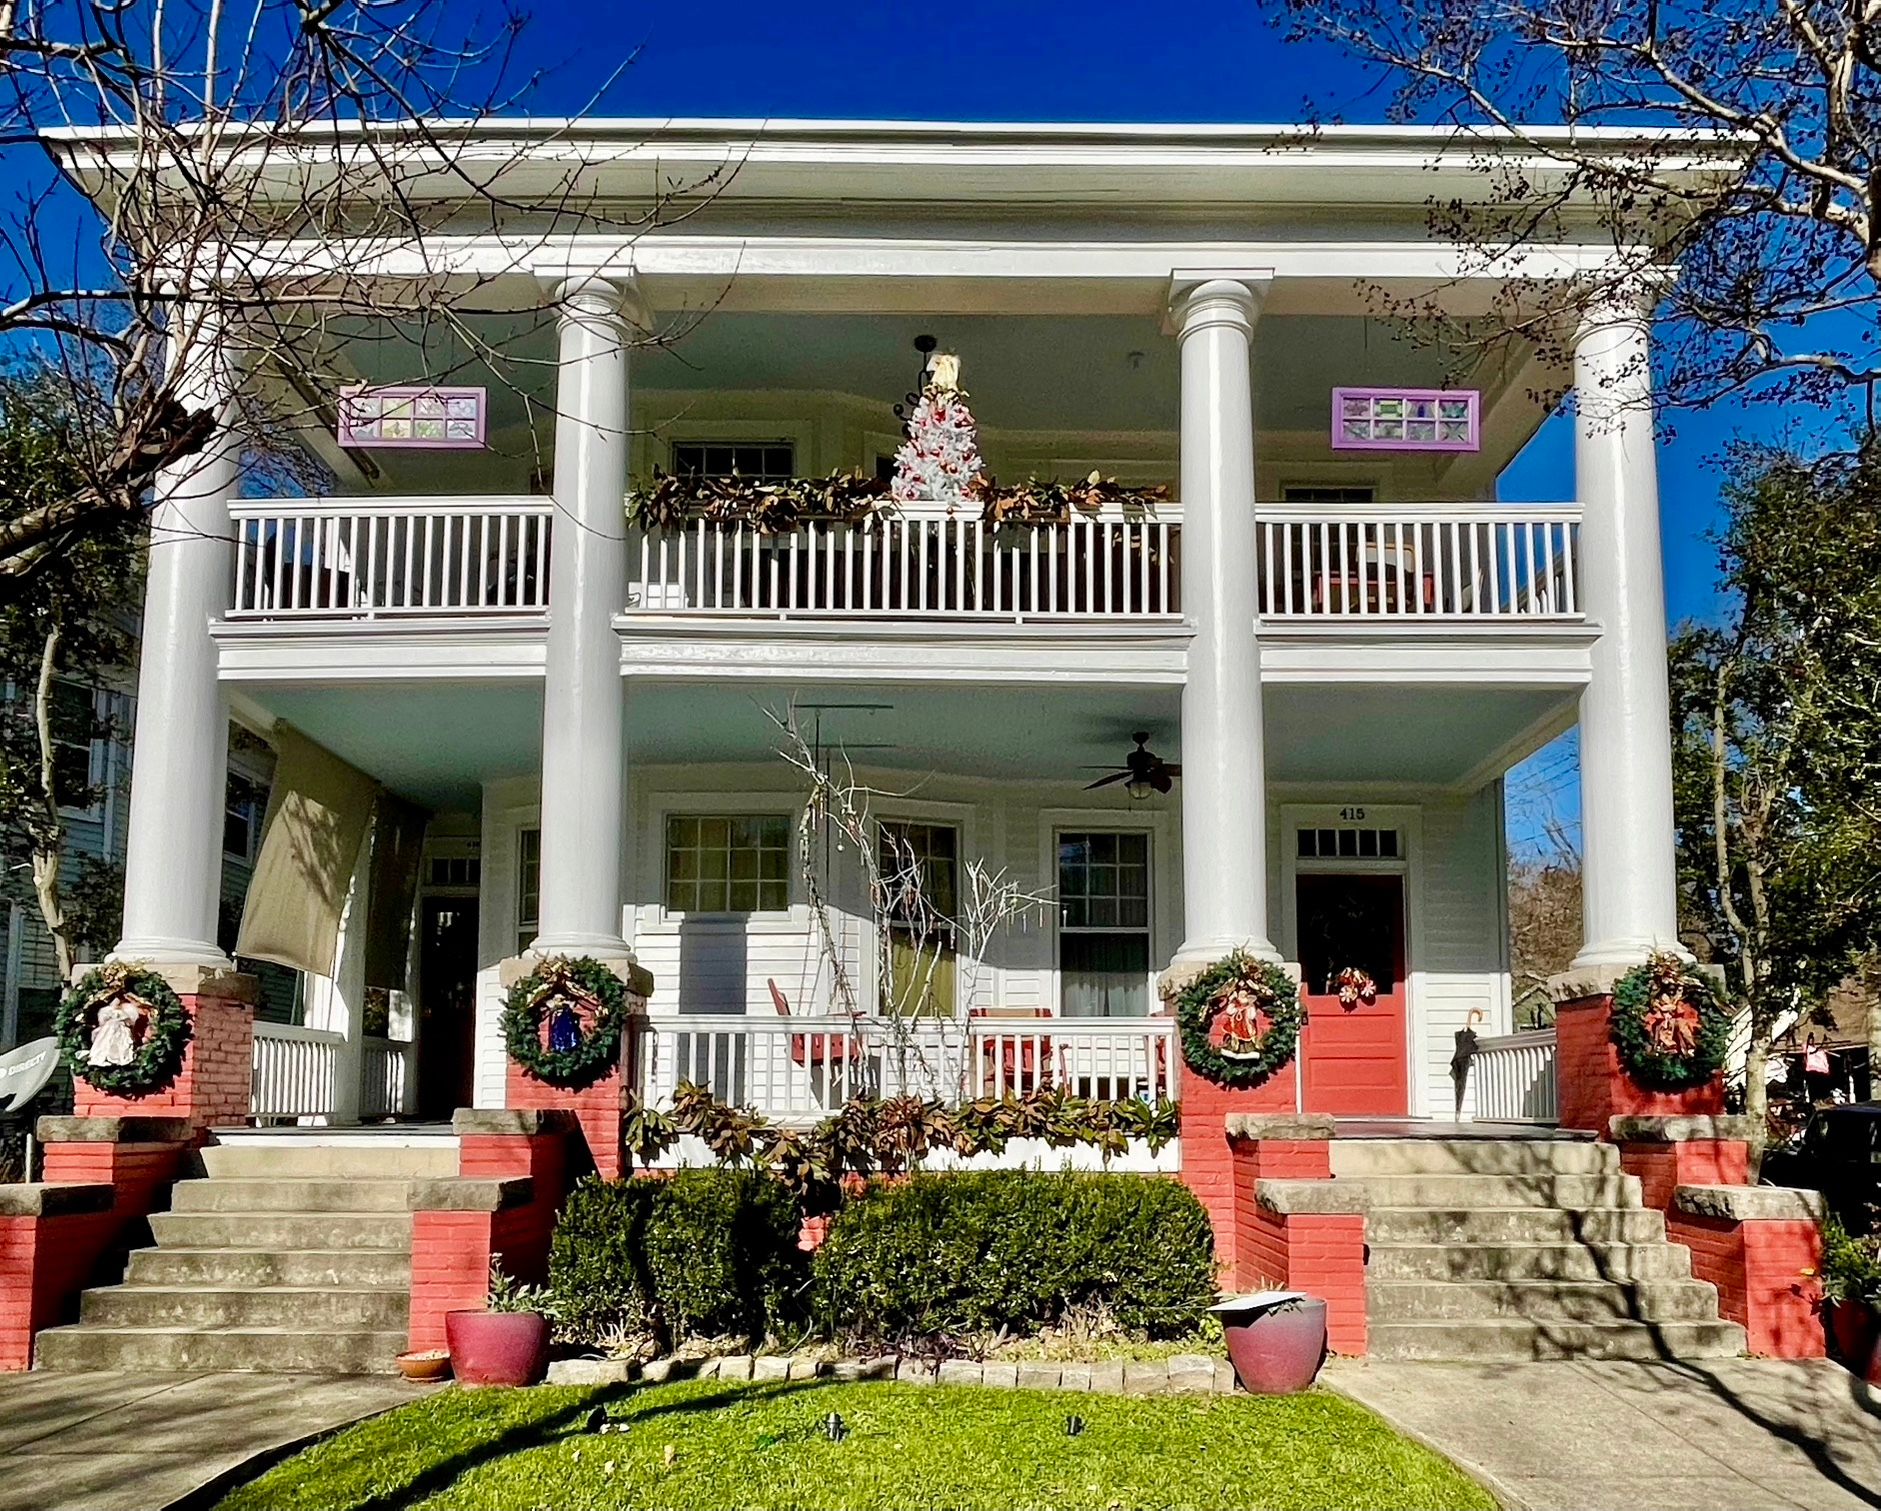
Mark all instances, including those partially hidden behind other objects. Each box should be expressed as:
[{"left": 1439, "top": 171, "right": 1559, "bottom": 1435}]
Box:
[
  {"left": 0, "top": 0, "right": 726, "bottom": 590},
  {"left": 1280, "top": 2, "right": 1881, "bottom": 426}
]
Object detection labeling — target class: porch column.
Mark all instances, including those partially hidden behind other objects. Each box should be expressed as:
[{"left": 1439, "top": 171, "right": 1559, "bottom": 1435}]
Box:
[
  {"left": 1571, "top": 288, "right": 1684, "bottom": 969},
  {"left": 114, "top": 327, "right": 241, "bottom": 967},
  {"left": 531, "top": 277, "right": 639, "bottom": 958},
  {"left": 1171, "top": 275, "right": 1277, "bottom": 966}
]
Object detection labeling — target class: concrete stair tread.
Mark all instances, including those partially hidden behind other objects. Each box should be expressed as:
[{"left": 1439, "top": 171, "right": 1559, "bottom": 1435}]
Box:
[
  {"left": 1368, "top": 1317, "right": 1746, "bottom": 1362},
  {"left": 169, "top": 1178, "right": 429, "bottom": 1213},
  {"left": 1365, "top": 1239, "right": 1693, "bottom": 1282},
  {"left": 1369, "top": 1276, "right": 1722, "bottom": 1323}
]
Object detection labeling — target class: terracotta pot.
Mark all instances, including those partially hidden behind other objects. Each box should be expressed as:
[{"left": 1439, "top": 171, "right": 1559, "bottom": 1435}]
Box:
[
  {"left": 1828, "top": 1300, "right": 1881, "bottom": 1383},
  {"left": 445, "top": 1310, "right": 551, "bottom": 1388},
  {"left": 1211, "top": 1294, "right": 1328, "bottom": 1394},
  {"left": 396, "top": 1349, "right": 452, "bottom": 1383}
]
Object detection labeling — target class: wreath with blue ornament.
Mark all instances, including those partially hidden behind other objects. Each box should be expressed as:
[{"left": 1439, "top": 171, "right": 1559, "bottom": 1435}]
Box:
[
  {"left": 1174, "top": 950, "right": 1304, "bottom": 1089},
  {"left": 501, "top": 956, "right": 629, "bottom": 1090},
  {"left": 1609, "top": 951, "right": 1731, "bottom": 1091}
]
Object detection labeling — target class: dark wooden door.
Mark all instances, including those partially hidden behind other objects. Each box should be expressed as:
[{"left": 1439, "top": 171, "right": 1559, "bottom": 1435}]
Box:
[
  {"left": 416, "top": 896, "right": 478, "bottom": 1120},
  {"left": 1296, "top": 872, "right": 1410, "bottom": 1117}
]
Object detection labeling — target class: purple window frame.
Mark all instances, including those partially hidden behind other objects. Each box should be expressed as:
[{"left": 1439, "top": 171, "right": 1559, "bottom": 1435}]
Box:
[
  {"left": 1330, "top": 387, "right": 1480, "bottom": 453},
  {"left": 338, "top": 385, "right": 488, "bottom": 450}
]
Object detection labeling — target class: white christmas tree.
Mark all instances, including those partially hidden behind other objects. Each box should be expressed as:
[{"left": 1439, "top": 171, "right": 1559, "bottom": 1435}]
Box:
[{"left": 891, "top": 353, "right": 985, "bottom": 507}]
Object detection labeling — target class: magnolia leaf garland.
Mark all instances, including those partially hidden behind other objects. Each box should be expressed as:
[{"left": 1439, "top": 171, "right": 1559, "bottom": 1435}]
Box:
[
  {"left": 1609, "top": 951, "right": 1731, "bottom": 1090},
  {"left": 1175, "top": 950, "right": 1304, "bottom": 1088},
  {"left": 56, "top": 963, "right": 192, "bottom": 1098},
  {"left": 502, "top": 956, "right": 630, "bottom": 1090}
]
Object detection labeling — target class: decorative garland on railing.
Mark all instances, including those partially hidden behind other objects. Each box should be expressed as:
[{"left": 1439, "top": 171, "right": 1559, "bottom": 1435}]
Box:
[
  {"left": 1609, "top": 951, "right": 1731, "bottom": 1090},
  {"left": 1174, "top": 951, "right": 1304, "bottom": 1089},
  {"left": 502, "top": 956, "right": 630, "bottom": 1090},
  {"left": 625, "top": 469, "right": 1170, "bottom": 534},
  {"left": 56, "top": 962, "right": 192, "bottom": 1097}
]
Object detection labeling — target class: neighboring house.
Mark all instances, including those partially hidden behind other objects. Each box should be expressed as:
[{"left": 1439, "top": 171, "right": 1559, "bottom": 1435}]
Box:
[{"left": 53, "top": 118, "right": 1717, "bottom": 1131}]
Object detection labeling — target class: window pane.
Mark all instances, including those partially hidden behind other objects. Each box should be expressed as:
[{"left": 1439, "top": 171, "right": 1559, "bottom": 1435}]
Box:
[
  {"left": 1061, "top": 933, "right": 1150, "bottom": 1017},
  {"left": 759, "top": 881, "right": 789, "bottom": 911}
]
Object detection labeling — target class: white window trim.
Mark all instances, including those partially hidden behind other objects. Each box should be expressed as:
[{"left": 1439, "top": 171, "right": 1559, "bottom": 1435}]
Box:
[
  {"left": 667, "top": 436, "right": 800, "bottom": 479},
  {"left": 1036, "top": 806, "right": 1172, "bottom": 1020},
  {"left": 1277, "top": 802, "right": 1428, "bottom": 1118},
  {"left": 49, "top": 680, "right": 105, "bottom": 822},
  {"left": 649, "top": 796, "right": 802, "bottom": 931},
  {"left": 871, "top": 798, "right": 980, "bottom": 1018}
]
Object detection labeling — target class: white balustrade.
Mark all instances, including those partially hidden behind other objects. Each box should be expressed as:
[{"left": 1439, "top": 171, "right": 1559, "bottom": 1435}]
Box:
[
  {"left": 1469, "top": 1028, "right": 1559, "bottom": 1122},
  {"left": 1257, "top": 504, "right": 1581, "bottom": 619},
  {"left": 361, "top": 1036, "right": 413, "bottom": 1120},
  {"left": 626, "top": 508, "right": 1181, "bottom": 621},
  {"left": 634, "top": 1014, "right": 1179, "bottom": 1123},
  {"left": 228, "top": 497, "right": 551, "bottom": 618},
  {"left": 250, "top": 1022, "right": 345, "bottom": 1121}
]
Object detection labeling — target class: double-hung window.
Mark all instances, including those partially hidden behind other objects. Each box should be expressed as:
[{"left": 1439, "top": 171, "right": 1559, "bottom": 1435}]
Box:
[
  {"left": 878, "top": 820, "right": 958, "bottom": 1016},
  {"left": 665, "top": 815, "right": 791, "bottom": 915},
  {"left": 1057, "top": 831, "right": 1151, "bottom": 1016}
]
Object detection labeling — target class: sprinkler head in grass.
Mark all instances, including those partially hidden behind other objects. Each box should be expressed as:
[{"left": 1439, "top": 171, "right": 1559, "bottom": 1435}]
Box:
[
  {"left": 823, "top": 1412, "right": 849, "bottom": 1443},
  {"left": 1065, "top": 1415, "right": 1086, "bottom": 1438}
]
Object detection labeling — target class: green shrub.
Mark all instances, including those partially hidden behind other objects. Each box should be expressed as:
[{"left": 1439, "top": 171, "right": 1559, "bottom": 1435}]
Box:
[
  {"left": 547, "top": 1170, "right": 807, "bottom": 1349},
  {"left": 813, "top": 1171, "right": 1216, "bottom": 1347}
]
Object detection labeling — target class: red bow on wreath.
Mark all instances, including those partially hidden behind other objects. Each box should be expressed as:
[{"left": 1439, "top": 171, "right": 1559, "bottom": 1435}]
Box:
[{"left": 1643, "top": 988, "right": 1701, "bottom": 1057}]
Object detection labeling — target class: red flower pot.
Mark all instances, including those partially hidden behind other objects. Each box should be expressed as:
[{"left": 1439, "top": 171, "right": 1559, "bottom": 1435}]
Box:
[
  {"left": 445, "top": 1309, "right": 550, "bottom": 1388},
  {"left": 1212, "top": 1294, "right": 1328, "bottom": 1394},
  {"left": 1828, "top": 1300, "right": 1881, "bottom": 1383}
]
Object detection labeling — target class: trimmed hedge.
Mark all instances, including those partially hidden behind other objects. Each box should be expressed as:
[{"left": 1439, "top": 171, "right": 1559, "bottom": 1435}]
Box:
[
  {"left": 813, "top": 1171, "right": 1216, "bottom": 1346},
  {"left": 549, "top": 1170, "right": 806, "bottom": 1347}
]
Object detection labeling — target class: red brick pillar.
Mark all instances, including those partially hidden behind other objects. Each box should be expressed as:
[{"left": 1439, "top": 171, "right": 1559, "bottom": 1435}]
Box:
[
  {"left": 1610, "top": 1115, "right": 1753, "bottom": 1211},
  {"left": 71, "top": 968, "right": 259, "bottom": 1142},
  {"left": 1241, "top": 1180, "right": 1369, "bottom": 1357},
  {"left": 1177, "top": 1060, "right": 1299, "bottom": 1269},
  {"left": 36, "top": 1116, "right": 192, "bottom": 1221},
  {"left": 1554, "top": 991, "right": 1724, "bottom": 1134},
  {"left": 499, "top": 958, "right": 651, "bottom": 1181},
  {"left": 1667, "top": 1185, "right": 1826, "bottom": 1358},
  {"left": 0, "top": 1183, "right": 117, "bottom": 1370}
]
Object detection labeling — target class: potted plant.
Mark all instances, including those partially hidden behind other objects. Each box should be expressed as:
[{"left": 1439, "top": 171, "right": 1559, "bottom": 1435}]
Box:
[
  {"left": 1208, "top": 1291, "right": 1328, "bottom": 1394},
  {"left": 445, "top": 1262, "right": 555, "bottom": 1388},
  {"left": 1817, "top": 1217, "right": 1881, "bottom": 1383}
]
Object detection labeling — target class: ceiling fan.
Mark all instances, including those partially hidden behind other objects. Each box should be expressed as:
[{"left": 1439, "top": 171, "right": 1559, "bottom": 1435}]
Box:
[{"left": 1083, "top": 732, "right": 1179, "bottom": 799}]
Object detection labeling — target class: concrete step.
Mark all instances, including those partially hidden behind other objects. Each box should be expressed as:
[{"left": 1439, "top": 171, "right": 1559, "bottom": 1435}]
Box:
[
  {"left": 170, "top": 1178, "right": 424, "bottom": 1214},
  {"left": 199, "top": 1139, "right": 457, "bottom": 1181},
  {"left": 1332, "top": 1139, "right": 1617, "bottom": 1178},
  {"left": 125, "top": 1246, "right": 413, "bottom": 1289},
  {"left": 33, "top": 1323, "right": 408, "bottom": 1374},
  {"left": 1337, "top": 1173, "right": 1644, "bottom": 1210},
  {"left": 1368, "top": 1318, "right": 1746, "bottom": 1362},
  {"left": 1369, "top": 1279, "right": 1722, "bottom": 1324},
  {"left": 148, "top": 1211, "right": 412, "bottom": 1252},
  {"left": 1366, "top": 1241, "right": 1693, "bottom": 1283},
  {"left": 1366, "top": 1206, "right": 1667, "bottom": 1245},
  {"left": 79, "top": 1284, "right": 409, "bottom": 1331}
]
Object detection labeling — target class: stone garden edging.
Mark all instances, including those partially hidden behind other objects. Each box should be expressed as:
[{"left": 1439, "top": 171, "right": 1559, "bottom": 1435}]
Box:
[{"left": 546, "top": 1352, "right": 1240, "bottom": 1395}]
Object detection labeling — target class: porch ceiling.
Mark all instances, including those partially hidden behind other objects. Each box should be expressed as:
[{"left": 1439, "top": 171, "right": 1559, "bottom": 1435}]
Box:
[{"left": 241, "top": 676, "right": 1573, "bottom": 812}]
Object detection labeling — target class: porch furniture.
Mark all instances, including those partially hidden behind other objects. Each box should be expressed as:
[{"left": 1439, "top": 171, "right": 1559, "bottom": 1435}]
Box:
[
  {"left": 769, "top": 979, "right": 864, "bottom": 1069},
  {"left": 969, "top": 1006, "right": 1054, "bottom": 1093}
]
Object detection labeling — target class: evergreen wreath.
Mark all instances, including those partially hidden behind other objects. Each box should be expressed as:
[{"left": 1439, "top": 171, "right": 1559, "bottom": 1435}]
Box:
[
  {"left": 56, "top": 962, "right": 192, "bottom": 1097},
  {"left": 1174, "top": 950, "right": 1305, "bottom": 1089},
  {"left": 502, "top": 956, "right": 630, "bottom": 1090},
  {"left": 1609, "top": 951, "right": 1731, "bottom": 1091}
]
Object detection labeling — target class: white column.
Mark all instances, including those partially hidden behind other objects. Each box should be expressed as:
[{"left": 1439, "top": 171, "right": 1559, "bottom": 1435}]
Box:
[
  {"left": 1571, "top": 291, "right": 1685, "bottom": 969},
  {"left": 531, "top": 277, "right": 637, "bottom": 958},
  {"left": 1172, "top": 276, "right": 1278, "bottom": 965},
  {"left": 114, "top": 332, "right": 241, "bottom": 967}
]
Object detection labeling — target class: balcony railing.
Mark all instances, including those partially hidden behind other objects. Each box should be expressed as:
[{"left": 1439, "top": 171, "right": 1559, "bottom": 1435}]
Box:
[
  {"left": 634, "top": 1013, "right": 1178, "bottom": 1124},
  {"left": 227, "top": 497, "right": 551, "bottom": 618},
  {"left": 626, "top": 509, "right": 1180, "bottom": 621},
  {"left": 1468, "top": 1028, "right": 1559, "bottom": 1122},
  {"left": 1258, "top": 503, "right": 1581, "bottom": 620},
  {"left": 223, "top": 497, "right": 1582, "bottom": 627},
  {"left": 251, "top": 1021, "right": 343, "bottom": 1121}
]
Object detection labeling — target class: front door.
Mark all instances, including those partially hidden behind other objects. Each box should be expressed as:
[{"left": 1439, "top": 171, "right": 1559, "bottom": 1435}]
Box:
[
  {"left": 416, "top": 896, "right": 478, "bottom": 1120},
  {"left": 1295, "top": 872, "right": 1409, "bottom": 1116}
]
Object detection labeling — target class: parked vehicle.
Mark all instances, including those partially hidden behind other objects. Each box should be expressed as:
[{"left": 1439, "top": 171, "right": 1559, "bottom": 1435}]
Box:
[{"left": 1761, "top": 1104, "right": 1880, "bottom": 1232}]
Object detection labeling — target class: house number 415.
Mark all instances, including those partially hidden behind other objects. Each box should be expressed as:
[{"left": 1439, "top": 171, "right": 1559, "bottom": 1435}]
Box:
[{"left": 1339, "top": 806, "right": 1366, "bottom": 821}]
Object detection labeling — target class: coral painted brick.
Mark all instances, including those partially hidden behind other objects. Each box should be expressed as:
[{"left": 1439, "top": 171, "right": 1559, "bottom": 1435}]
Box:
[
  {"left": 505, "top": 1062, "right": 624, "bottom": 1180},
  {"left": 74, "top": 994, "right": 256, "bottom": 1139},
  {"left": 1669, "top": 1211, "right": 1824, "bottom": 1358},
  {"left": 1555, "top": 995, "right": 1723, "bottom": 1133}
]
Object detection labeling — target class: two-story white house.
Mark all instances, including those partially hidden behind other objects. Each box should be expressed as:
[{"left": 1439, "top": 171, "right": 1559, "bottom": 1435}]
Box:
[{"left": 60, "top": 118, "right": 1724, "bottom": 1135}]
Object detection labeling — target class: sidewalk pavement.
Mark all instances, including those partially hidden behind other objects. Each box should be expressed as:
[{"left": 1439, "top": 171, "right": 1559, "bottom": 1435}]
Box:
[
  {"left": 0, "top": 1370, "right": 427, "bottom": 1511},
  {"left": 1327, "top": 1356, "right": 1881, "bottom": 1511}
]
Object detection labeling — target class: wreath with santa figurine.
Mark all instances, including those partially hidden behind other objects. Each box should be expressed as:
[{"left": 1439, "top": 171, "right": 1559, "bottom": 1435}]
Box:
[
  {"left": 501, "top": 955, "right": 630, "bottom": 1090},
  {"left": 55, "top": 962, "right": 192, "bottom": 1097},
  {"left": 1174, "top": 950, "right": 1304, "bottom": 1089},
  {"left": 1609, "top": 950, "right": 1731, "bottom": 1091}
]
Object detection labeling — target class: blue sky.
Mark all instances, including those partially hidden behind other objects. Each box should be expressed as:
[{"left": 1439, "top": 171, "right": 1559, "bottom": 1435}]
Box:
[{"left": 8, "top": 1, "right": 1804, "bottom": 850}]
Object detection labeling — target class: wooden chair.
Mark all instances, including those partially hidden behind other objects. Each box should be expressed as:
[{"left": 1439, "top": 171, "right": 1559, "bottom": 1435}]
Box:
[
  {"left": 969, "top": 1006, "right": 1054, "bottom": 1094},
  {"left": 768, "top": 979, "right": 863, "bottom": 1069}
]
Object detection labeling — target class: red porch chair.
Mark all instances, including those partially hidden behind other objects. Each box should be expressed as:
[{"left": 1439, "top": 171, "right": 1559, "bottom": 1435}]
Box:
[
  {"left": 768, "top": 979, "right": 864, "bottom": 1069},
  {"left": 970, "top": 1007, "right": 1055, "bottom": 1094}
]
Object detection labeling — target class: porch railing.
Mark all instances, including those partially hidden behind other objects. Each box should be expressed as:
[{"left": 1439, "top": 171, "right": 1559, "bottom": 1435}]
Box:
[
  {"left": 625, "top": 509, "right": 1181, "bottom": 621},
  {"left": 251, "top": 1022, "right": 342, "bottom": 1121},
  {"left": 634, "top": 1014, "right": 1178, "bottom": 1123},
  {"left": 361, "top": 1035, "right": 413, "bottom": 1120},
  {"left": 1469, "top": 1027, "right": 1559, "bottom": 1122},
  {"left": 1257, "top": 503, "right": 1581, "bottom": 620},
  {"left": 227, "top": 497, "right": 552, "bottom": 618}
]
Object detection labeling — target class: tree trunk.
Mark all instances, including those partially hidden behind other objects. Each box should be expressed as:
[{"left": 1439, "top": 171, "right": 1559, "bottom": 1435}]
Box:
[{"left": 29, "top": 623, "right": 74, "bottom": 981}]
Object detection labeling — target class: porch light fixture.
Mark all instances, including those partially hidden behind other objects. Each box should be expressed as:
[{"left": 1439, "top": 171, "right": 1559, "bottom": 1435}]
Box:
[{"left": 1126, "top": 774, "right": 1155, "bottom": 802}]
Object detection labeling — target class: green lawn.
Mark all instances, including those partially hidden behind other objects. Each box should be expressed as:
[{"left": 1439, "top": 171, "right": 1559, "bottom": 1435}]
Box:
[{"left": 215, "top": 1378, "right": 1497, "bottom": 1511}]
